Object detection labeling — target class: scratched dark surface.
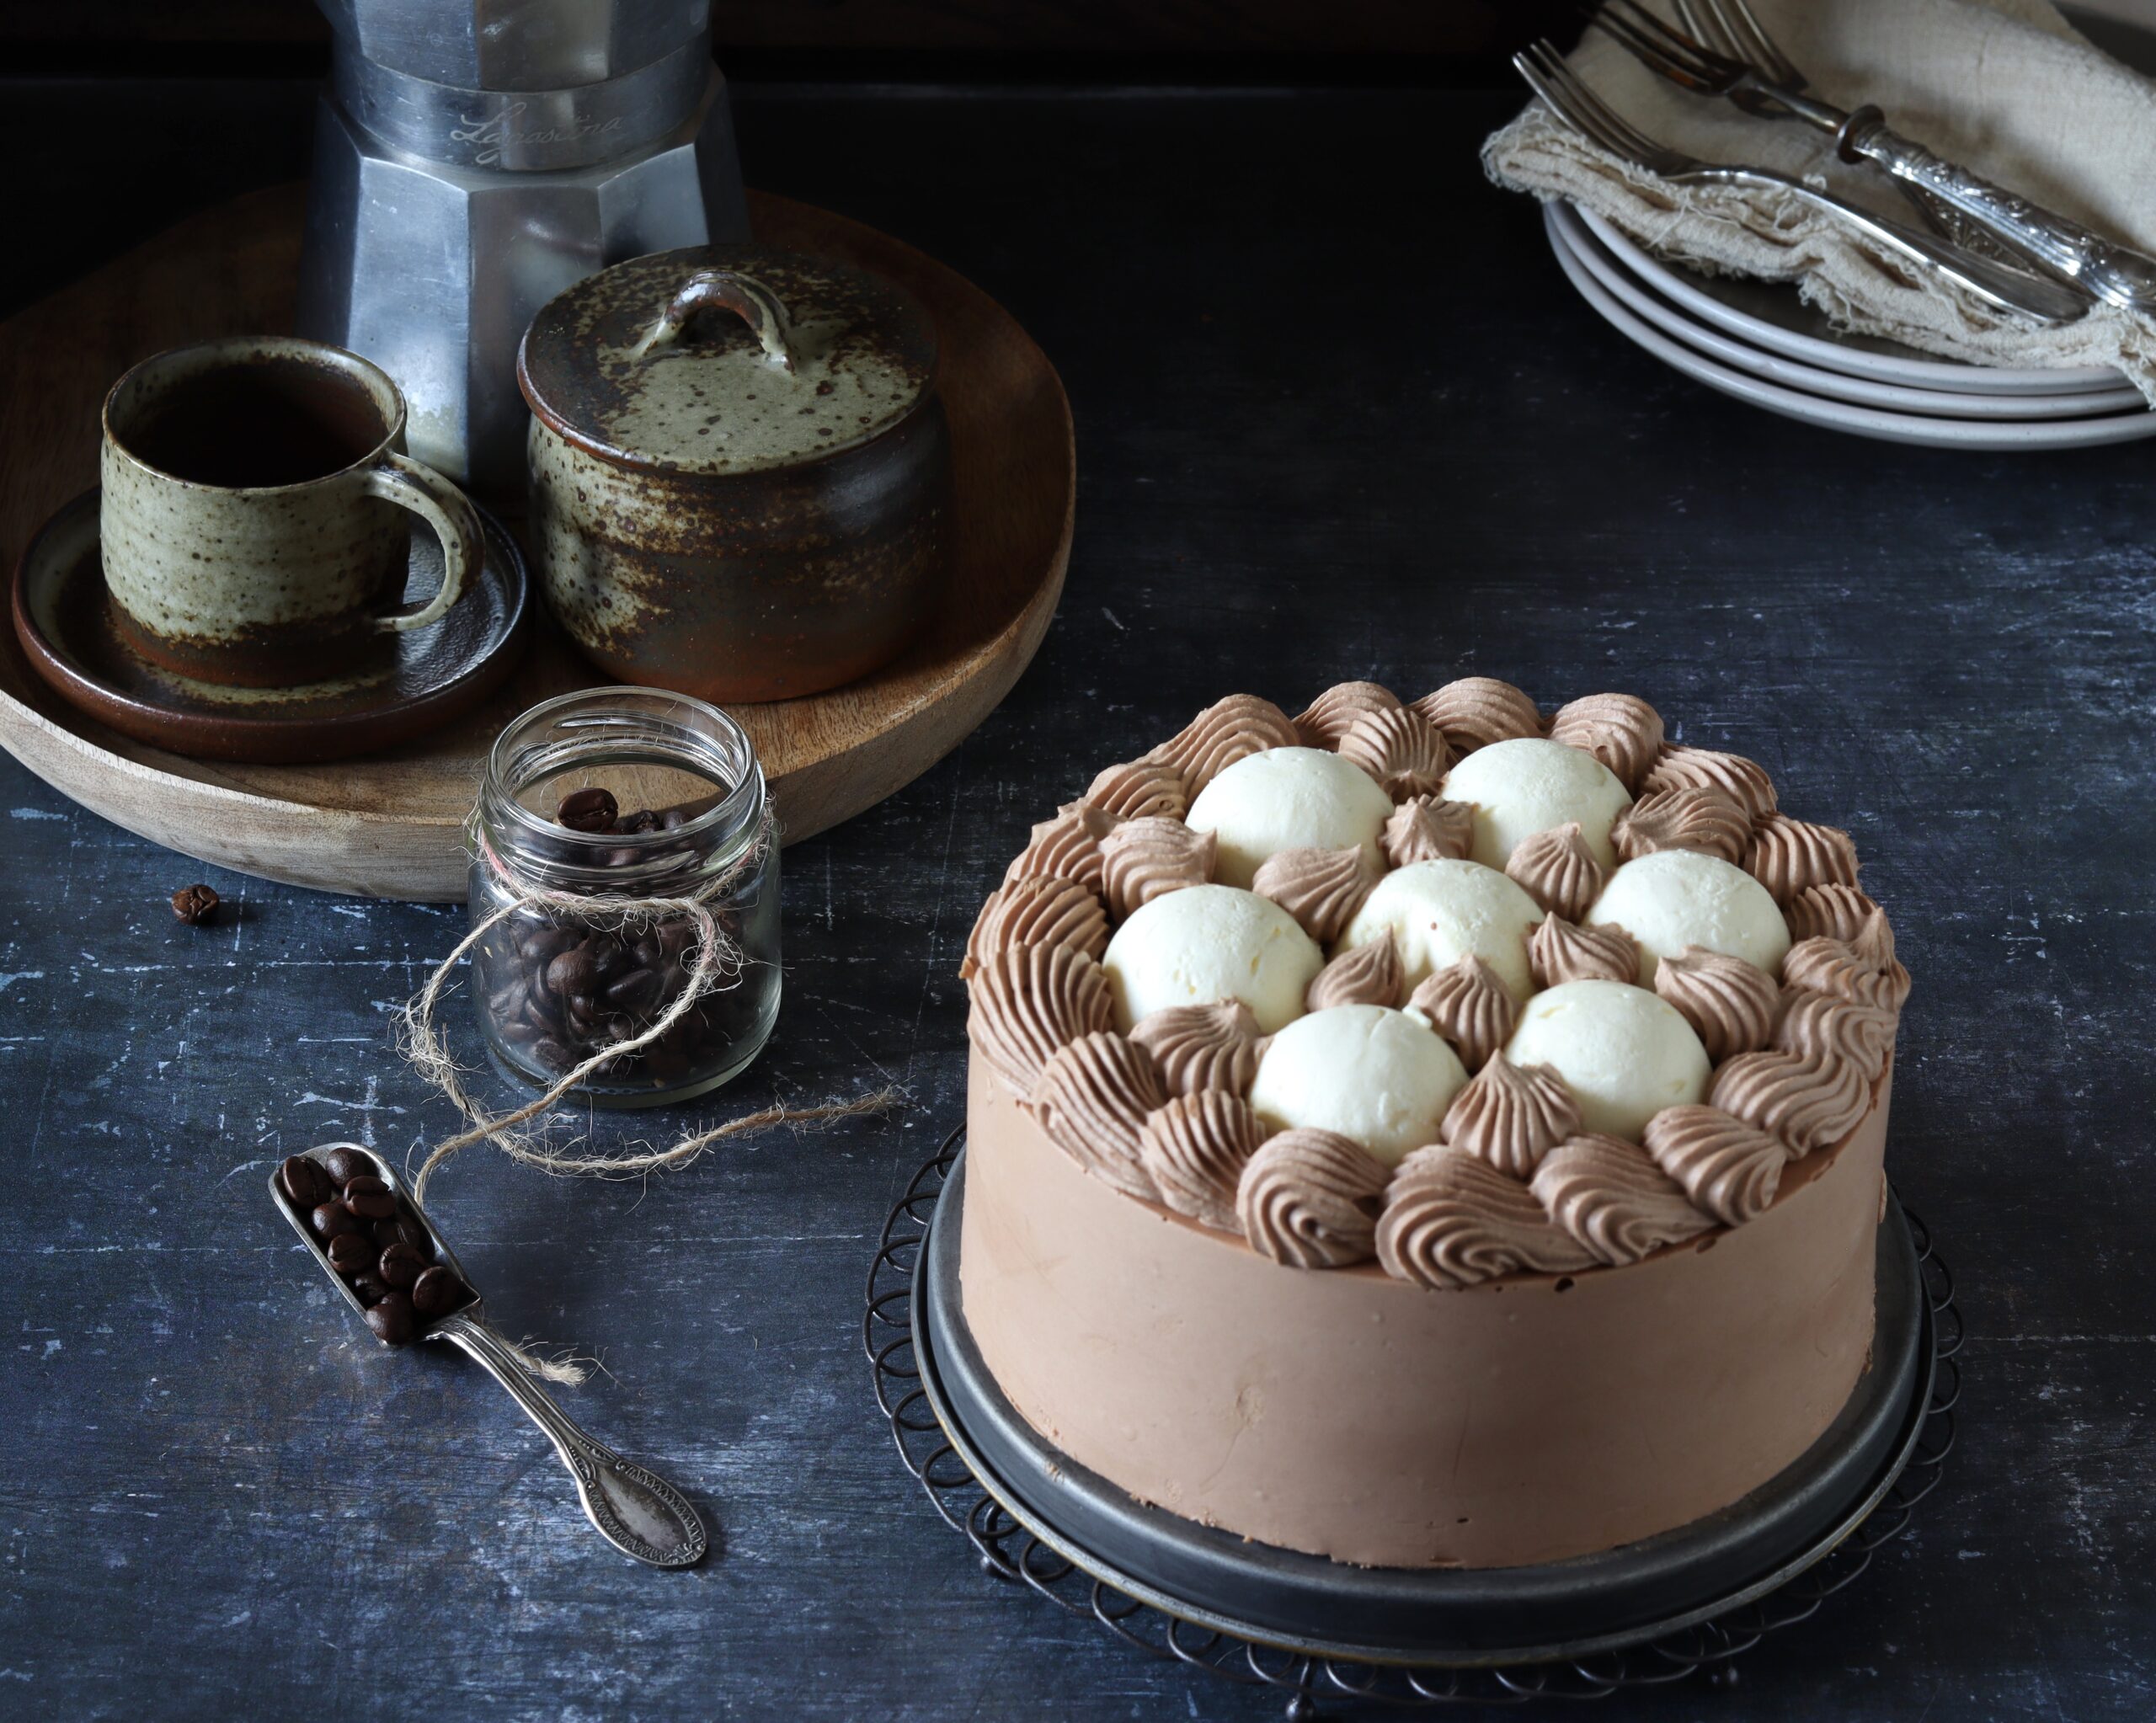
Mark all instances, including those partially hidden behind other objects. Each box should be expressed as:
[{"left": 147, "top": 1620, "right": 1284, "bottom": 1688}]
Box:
[{"left": 0, "top": 78, "right": 2151, "bottom": 1723}]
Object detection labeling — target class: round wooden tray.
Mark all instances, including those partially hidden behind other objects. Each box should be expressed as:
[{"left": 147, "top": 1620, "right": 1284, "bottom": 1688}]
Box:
[{"left": 0, "top": 184, "right": 1071, "bottom": 899}]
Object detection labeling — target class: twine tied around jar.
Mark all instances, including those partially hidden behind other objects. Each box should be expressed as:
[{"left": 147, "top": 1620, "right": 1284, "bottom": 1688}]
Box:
[{"left": 395, "top": 809, "right": 899, "bottom": 1380}]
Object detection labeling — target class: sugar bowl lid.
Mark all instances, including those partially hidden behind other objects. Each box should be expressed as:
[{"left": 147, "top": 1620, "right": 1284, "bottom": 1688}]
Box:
[{"left": 517, "top": 245, "right": 939, "bottom": 477}]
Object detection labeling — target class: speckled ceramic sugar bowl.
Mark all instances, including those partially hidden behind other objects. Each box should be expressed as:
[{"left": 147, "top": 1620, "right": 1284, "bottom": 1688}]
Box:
[
  {"left": 516, "top": 245, "right": 952, "bottom": 703},
  {"left": 99, "top": 336, "right": 482, "bottom": 686},
  {"left": 468, "top": 686, "right": 782, "bottom": 1108}
]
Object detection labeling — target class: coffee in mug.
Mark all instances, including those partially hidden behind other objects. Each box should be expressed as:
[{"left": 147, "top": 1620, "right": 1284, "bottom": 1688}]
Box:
[{"left": 100, "top": 337, "right": 481, "bottom": 687}]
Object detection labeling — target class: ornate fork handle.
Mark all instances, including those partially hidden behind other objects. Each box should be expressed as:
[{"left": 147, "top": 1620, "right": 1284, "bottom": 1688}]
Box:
[
  {"left": 435, "top": 1310, "right": 707, "bottom": 1568},
  {"left": 1838, "top": 105, "right": 2156, "bottom": 313}
]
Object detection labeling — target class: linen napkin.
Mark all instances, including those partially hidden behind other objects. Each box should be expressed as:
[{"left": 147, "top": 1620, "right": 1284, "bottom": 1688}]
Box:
[{"left": 1484, "top": 0, "right": 2156, "bottom": 399}]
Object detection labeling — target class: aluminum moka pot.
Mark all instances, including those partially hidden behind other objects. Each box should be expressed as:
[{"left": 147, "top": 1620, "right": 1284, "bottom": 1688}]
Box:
[{"left": 296, "top": 0, "right": 751, "bottom": 496}]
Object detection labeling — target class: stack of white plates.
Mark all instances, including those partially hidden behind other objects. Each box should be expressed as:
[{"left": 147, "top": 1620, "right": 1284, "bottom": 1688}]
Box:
[{"left": 1545, "top": 200, "right": 2156, "bottom": 451}]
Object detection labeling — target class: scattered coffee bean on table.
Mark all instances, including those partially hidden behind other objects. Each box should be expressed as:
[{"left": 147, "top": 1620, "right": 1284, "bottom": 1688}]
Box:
[
  {"left": 276, "top": 1151, "right": 472, "bottom": 1346},
  {"left": 170, "top": 883, "right": 220, "bottom": 926}
]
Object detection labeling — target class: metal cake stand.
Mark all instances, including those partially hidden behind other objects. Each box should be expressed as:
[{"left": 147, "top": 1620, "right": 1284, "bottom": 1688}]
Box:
[{"left": 866, "top": 1128, "right": 1961, "bottom": 1713}]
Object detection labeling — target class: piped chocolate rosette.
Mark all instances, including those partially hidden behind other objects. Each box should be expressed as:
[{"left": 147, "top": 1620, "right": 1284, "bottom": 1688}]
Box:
[{"left": 963, "top": 680, "right": 1910, "bottom": 1288}]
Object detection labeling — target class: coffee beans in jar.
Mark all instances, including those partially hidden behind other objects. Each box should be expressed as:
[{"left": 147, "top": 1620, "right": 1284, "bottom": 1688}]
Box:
[{"left": 467, "top": 689, "right": 782, "bottom": 1108}]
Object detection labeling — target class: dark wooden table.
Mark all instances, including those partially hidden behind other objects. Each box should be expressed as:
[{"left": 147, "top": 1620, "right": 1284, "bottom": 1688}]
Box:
[{"left": 3, "top": 77, "right": 2150, "bottom": 1723}]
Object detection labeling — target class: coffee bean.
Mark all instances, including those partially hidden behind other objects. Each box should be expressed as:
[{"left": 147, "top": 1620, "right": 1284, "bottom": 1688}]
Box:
[
  {"left": 545, "top": 947, "right": 596, "bottom": 997},
  {"left": 326, "top": 1232, "right": 373, "bottom": 1276},
  {"left": 278, "top": 1155, "right": 331, "bottom": 1208},
  {"left": 410, "top": 1266, "right": 466, "bottom": 1319},
  {"left": 606, "top": 968, "right": 662, "bottom": 1012},
  {"left": 618, "top": 808, "right": 660, "bottom": 835},
  {"left": 661, "top": 808, "right": 688, "bottom": 830},
  {"left": 312, "top": 1202, "right": 362, "bottom": 1241},
  {"left": 350, "top": 1271, "right": 389, "bottom": 1306},
  {"left": 365, "top": 1294, "right": 415, "bottom": 1344},
  {"left": 557, "top": 787, "right": 618, "bottom": 832},
  {"left": 378, "top": 1241, "right": 428, "bottom": 1289},
  {"left": 341, "top": 1176, "right": 396, "bottom": 1220},
  {"left": 170, "top": 883, "right": 220, "bottom": 926},
  {"left": 374, "top": 1215, "right": 432, "bottom": 1258},
  {"left": 588, "top": 935, "right": 627, "bottom": 980},
  {"left": 322, "top": 1147, "right": 370, "bottom": 1185}
]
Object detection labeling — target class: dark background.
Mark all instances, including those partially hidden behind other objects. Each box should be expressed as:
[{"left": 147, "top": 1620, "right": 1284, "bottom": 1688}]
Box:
[{"left": 3, "top": 5, "right": 2153, "bottom": 1720}]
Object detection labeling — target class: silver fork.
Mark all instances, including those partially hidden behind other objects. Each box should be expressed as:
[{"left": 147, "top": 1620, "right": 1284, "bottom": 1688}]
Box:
[
  {"left": 1514, "top": 41, "right": 2086, "bottom": 324},
  {"left": 1672, "top": 0, "right": 2032, "bottom": 267},
  {"left": 1589, "top": 0, "right": 2156, "bottom": 313}
]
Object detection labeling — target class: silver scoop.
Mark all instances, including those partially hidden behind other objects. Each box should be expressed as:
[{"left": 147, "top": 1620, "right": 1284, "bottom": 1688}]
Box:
[{"left": 272, "top": 1141, "right": 706, "bottom": 1568}]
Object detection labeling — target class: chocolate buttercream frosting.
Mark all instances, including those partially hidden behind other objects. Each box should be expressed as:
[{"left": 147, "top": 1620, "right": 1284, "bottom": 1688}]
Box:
[
  {"left": 1085, "top": 757, "right": 1188, "bottom": 823},
  {"left": 1746, "top": 814, "right": 1860, "bottom": 904},
  {"left": 1611, "top": 787, "right": 1751, "bottom": 864},
  {"left": 1033, "top": 1032, "right": 1168, "bottom": 1200},
  {"left": 1640, "top": 745, "right": 1778, "bottom": 826},
  {"left": 1408, "top": 954, "right": 1521, "bottom": 1071},
  {"left": 1307, "top": 935, "right": 1403, "bottom": 1011},
  {"left": 1642, "top": 1105, "right": 1790, "bottom": 1225},
  {"left": 1441, "top": 1054, "right": 1582, "bottom": 1179},
  {"left": 1294, "top": 680, "right": 1401, "bottom": 750},
  {"left": 1412, "top": 676, "right": 1541, "bottom": 757},
  {"left": 1532, "top": 1133, "right": 1714, "bottom": 1265},
  {"left": 1529, "top": 916, "right": 1639, "bottom": 989},
  {"left": 1548, "top": 693, "right": 1664, "bottom": 792},
  {"left": 1771, "top": 990, "right": 1895, "bottom": 1082},
  {"left": 1782, "top": 932, "right": 1912, "bottom": 1015},
  {"left": 1654, "top": 945, "right": 1779, "bottom": 1061},
  {"left": 1504, "top": 821, "right": 1609, "bottom": 920},
  {"left": 1781, "top": 935, "right": 1889, "bottom": 1009},
  {"left": 1099, "top": 816, "right": 1217, "bottom": 920},
  {"left": 1338, "top": 705, "right": 1450, "bottom": 801},
  {"left": 1851, "top": 906, "right": 1898, "bottom": 973},
  {"left": 1377, "top": 1144, "right": 1595, "bottom": 1288},
  {"left": 1005, "top": 800, "right": 1117, "bottom": 895},
  {"left": 962, "top": 876, "right": 1108, "bottom": 982},
  {"left": 1237, "top": 1128, "right": 1390, "bottom": 1269},
  {"left": 1252, "top": 844, "right": 1376, "bottom": 944},
  {"left": 1382, "top": 795, "right": 1476, "bottom": 867},
  {"left": 1147, "top": 694, "right": 1299, "bottom": 793},
  {"left": 1139, "top": 1090, "right": 1268, "bottom": 1232},
  {"left": 1129, "top": 999, "right": 1262, "bottom": 1097},
  {"left": 968, "top": 942, "right": 1114, "bottom": 1095},
  {"left": 1709, "top": 1048, "right": 1870, "bottom": 1159},
  {"left": 1784, "top": 883, "right": 1883, "bottom": 945}
]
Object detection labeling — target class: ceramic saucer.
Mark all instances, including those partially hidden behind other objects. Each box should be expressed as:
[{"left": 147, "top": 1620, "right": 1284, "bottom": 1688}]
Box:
[{"left": 12, "top": 489, "right": 530, "bottom": 764}]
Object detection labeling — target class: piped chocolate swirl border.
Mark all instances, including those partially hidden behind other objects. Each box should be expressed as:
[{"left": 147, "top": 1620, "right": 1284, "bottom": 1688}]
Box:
[{"left": 962, "top": 679, "right": 1911, "bottom": 1288}]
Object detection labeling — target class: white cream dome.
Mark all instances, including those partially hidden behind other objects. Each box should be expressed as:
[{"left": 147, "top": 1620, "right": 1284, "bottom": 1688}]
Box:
[
  {"left": 1250, "top": 1004, "right": 1467, "bottom": 1166},
  {"left": 1102, "top": 883, "right": 1321, "bottom": 1033},
  {"left": 1586, "top": 850, "right": 1791, "bottom": 984},
  {"left": 1186, "top": 746, "right": 1394, "bottom": 888},
  {"left": 1338, "top": 858, "right": 1545, "bottom": 1001},
  {"left": 1439, "top": 736, "right": 1631, "bottom": 868},
  {"left": 1505, "top": 979, "right": 1710, "bottom": 1142}
]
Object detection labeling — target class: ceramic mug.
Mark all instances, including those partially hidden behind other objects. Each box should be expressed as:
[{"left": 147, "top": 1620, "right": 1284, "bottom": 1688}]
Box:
[{"left": 100, "top": 336, "right": 482, "bottom": 686}]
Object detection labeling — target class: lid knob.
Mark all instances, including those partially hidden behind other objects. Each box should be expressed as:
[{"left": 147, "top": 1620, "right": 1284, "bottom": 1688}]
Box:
[{"left": 633, "top": 269, "right": 796, "bottom": 372}]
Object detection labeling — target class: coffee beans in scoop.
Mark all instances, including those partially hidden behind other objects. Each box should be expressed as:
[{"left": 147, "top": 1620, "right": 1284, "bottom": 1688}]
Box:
[{"left": 275, "top": 1153, "right": 471, "bottom": 1345}]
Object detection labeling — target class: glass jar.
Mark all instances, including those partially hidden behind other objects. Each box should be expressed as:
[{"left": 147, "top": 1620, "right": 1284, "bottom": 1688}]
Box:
[{"left": 468, "top": 687, "right": 781, "bottom": 1108}]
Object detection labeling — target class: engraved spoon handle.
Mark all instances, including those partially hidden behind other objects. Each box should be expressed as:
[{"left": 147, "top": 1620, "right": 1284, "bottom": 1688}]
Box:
[{"left": 434, "top": 1310, "right": 707, "bottom": 1568}]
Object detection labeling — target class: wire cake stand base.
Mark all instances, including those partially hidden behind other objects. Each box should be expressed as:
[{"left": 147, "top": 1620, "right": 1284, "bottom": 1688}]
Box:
[{"left": 867, "top": 1128, "right": 1961, "bottom": 1714}]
